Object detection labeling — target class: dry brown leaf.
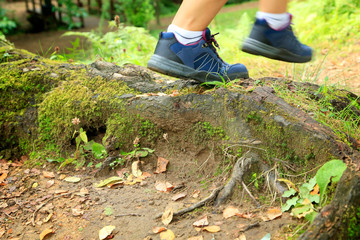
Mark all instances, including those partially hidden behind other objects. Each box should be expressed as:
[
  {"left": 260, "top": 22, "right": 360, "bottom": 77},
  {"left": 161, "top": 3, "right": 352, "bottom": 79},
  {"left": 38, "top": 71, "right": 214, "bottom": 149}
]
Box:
[
  {"left": 59, "top": 174, "right": 66, "bottom": 180},
  {"left": 223, "top": 206, "right": 240, "bottom": 219},
  {"left": 152, "top": 226, "right": 167, "bottom": 233},
  {"left": 43, "top": 212, "right": 53, "bottom": 223},
  {"left": 187, "top": 236, "right": 204, "bottom": 240},
  {"left": 0, "top": 171, "right": 8, "bottom": 182},
  {"left": 193, "top": 215, "right": 209, "bottom": 227},
  {"left": 202, "top": 226, "right": 221, "bottom": 233},
  {"left": 154, "top": 157, "right": 169, "bottom": 174},
  {"left": 194, "top": 227, "right": 202, "bottom": 232},
  {"left": 46, "top": 180, "right": 55, "bottom": 188},
  {"left": 264, "top": 208, "right": 282, "bottom": 221},
  {"left": 72, "top": 207, "right": 84, "bottom": 216},
  {"left": 142, "top": 172, "right": 152, "bottom": 179},
  {"left": 39, "top": 228, "right": 53, "bottom": 240},
  {"left": 162, "top": 206, "right": 174, "bottom": 226},
  {"left": 238, "top": 233, "right": 247, "bottom": 240},
  {"left": 132, "top": 160, "right": 142, "bottom": 177},
  {"left": 43, "top": 171, "right": 55, "bottom": 178},
  {"left": 99, "top": 225, "right": 116, "bottom": 240},
  {"left": 0, "top": 228, "right": 5, "bottom": 238},
  {"left": 155, "top": 181, "right": 174, "bottom": 192},
  {"left": 235, "top": 212, "right": 256, "bottom": 219},
  {"left": 192, "top": 189, "right": 200, "bottom": 198},
  {"left": 159, "top": 229, "right": 175, "bottom": 240},
  {"left": 172, "top": 192, "right": 187, "bottom": 201},
  {"left": 310, "top": 184, "right": 320, "bottom": 195}
]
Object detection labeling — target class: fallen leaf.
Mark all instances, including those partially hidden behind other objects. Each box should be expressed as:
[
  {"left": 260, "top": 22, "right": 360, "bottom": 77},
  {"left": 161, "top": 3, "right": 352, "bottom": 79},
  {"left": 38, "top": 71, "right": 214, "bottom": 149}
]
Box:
[
  {"left": 192, "top": 189, "right": 200, "bottom": 198},
  {"left": 0, "top": 202, "right": 8, "bottom": 208},
  {"left": 310, "top": 184, "right": 320, "bottom": 195},
  {"left": 46, "top": 180, "right": 55, "bottom": 188},
  {"left": 95, "top": 176, "right": 123, "bottom": 188},
  {"left": 152, "top": 226, "right": 167, "bottom": 233},
  {"left": 132, "top": 161, "right": 142, "bottom": 177},
  {"left": 0, "top": 228, "right": 4, "bottom": 238},
  {"left": 187, "top": 236, "right": 204, "bottom": 240},
  {"left": 238, "top": 233, "right": 247, "bottom": 240},
  {"left": 3, "top": 205, "right": 19, "bottom": 215},
  {"left": 223, "top": 206, "right": 240, "bottom": 219},
  {"left": 39, "top": 228, "right": 53, "bottom": 240},
  {"left": 194, "top": 227, "right": 202, "bottom": 232},
  {"left": 104, "top": 206, "right": 113, "bottom": 216},
  {"left": 0, "top": 171, "right": 8, "bottom": 182},
  {"left": 77, "top": 187, "right": 89, "bottom": 196},
  {"left": 64, "top": 176, "right": 81, "bottom": 183},
  {"left": 43, "top": 212, "right": 53, "bottom": 223},
  {"left": 142, "top": 172, "right": 152, "bottom": 179},
  {"left": 72, "top": 206, "right": 84, "bottom": 216},
  {"left": 154, "top": 157, "right": 169, "bottom": 174},
  {"left": 202, "top": 225, "right": 221, "bottom": 233},
  {"left": 155, "top": 181, "right": 174, "bottom": 192},
  {"left": 172, "top": 192, "right": 187, "bottom": 201},
  {"left": 32, "top": 182, "right": 39, "bottom": 188},
  {"left": 59, "top": 174, "right": 66, "bottom": 180},
  {"left": 162, "top": 206, "right": 174, "bottom": 226},
  {"left": 99, "top": 225, "right": 116, "bottom": 240},
  {"left": 54, "top": 189, "right": 68, "bottom": 194},
  {"left": 193, "top": 215, "right": 209, "bottom": 227},
  {"left": 43, "top": 171, "right": 55, "bottom": 178},
  {"left": 262, "top": 208, "right": 282, "bottom": 222},
  {"left": 235, "top": 212, "right": 256, "bottom": 219},
  {"left": 159, "top": 229, "right": 175, "bottom": 240}
]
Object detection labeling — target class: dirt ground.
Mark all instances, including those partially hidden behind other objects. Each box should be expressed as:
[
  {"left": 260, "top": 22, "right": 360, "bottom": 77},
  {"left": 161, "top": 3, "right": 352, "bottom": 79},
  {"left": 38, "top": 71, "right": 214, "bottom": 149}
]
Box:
[{"left": 0, "top": 139, "right": 298, "bottom": 240}]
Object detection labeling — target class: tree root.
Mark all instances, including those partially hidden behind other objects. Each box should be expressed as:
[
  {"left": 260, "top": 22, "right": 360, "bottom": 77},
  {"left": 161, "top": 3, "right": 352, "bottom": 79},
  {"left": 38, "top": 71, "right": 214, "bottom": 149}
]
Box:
[
  {"left": 154, "top": 186, "right": 223, "bottom": 219},
  {"left": 215, "top": 155, "right": 257, "bottom": 206}
]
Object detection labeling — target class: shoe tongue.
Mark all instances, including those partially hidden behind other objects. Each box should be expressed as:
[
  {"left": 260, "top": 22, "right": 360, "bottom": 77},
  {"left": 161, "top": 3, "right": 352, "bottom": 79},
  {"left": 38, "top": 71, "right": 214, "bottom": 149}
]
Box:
[{"left": 202, "top": 28, "right": 212, "bottom": 41}]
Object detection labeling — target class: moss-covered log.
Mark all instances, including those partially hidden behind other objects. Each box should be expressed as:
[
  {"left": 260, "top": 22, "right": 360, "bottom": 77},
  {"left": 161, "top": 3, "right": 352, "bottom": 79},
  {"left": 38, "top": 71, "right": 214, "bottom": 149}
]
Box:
[{"left": 1, "top": 41, "right": 359, "bottom": 239}]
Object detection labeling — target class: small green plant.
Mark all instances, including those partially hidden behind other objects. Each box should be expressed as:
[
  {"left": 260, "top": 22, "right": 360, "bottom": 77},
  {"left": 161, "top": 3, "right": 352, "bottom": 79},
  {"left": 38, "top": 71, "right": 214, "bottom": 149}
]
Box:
[
  {"left": 281, "top": 159, "right": 347, "bottom": 222},
  {"left": 109, "top": 137, "right": 154, "bottom": 169},
  {"left": 47, "top": 127, "right": 108, "bottom": 169}
]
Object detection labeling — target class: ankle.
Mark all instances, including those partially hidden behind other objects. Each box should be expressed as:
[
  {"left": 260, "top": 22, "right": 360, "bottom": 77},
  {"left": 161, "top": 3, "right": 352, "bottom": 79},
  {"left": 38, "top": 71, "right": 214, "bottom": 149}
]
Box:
[
  {"left": 167, "top": 24, "right": 204, "bottom": 45},
  {"left": 256, "top": 12, "right": 291, "bottom": 30}
]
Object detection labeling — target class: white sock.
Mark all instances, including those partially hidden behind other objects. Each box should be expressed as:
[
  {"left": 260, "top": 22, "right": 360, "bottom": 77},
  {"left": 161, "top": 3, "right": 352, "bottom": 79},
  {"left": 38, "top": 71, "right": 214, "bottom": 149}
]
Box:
[
  {"left": 256, "top": 11, "right": 291, "bottom": 30},
  {"left": 167, "top": 24, "right": 203, "bottom": 45}
]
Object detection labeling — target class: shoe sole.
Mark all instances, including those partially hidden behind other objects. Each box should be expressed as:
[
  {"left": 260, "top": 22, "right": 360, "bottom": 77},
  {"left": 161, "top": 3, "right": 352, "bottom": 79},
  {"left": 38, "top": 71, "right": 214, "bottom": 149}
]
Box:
[
  {"left": 147, "top": 54, "right": 249, "bottom": 83},
  {"left": 242, "top": 38, "right": 311, "bottom": 63}
]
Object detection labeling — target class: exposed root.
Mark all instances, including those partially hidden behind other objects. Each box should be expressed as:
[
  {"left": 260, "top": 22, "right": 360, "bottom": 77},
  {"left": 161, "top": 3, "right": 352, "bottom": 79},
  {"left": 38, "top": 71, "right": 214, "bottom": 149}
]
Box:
[
  {"left": 241, "top": 181, "right": 260, "bottom": 208},
  {"left": 214, "top": 155, "right": 258, "bottom": 206},
  {"left": 154, "top": 186, "right": 223, "bottom": 219}
]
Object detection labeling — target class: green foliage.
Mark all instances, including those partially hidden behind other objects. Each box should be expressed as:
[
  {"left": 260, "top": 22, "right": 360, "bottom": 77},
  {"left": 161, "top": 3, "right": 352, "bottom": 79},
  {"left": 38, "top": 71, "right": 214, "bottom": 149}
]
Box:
[
  {"left": 192, "top": 122, "right": 227, "bottom": 145},
  {"left": 348, "top": 207, "right": 360, "bottom": 239},
  {"left": 0, "top": 3, "right": 17, "bottom": 35},
  {"left": 281, "top": 159, "right": 347, "bottom": 222},
  {"left": 117, "top": 0, "right": 154, "bottom": 27},
  {"left": 61, "top": 23, "right": 156, "bottom": 65},
  {"left": 57, "top": 0, "right": 87, "bottom": 29},
  {"left": 315, "top": 159, "right": 347, "bottom": 203}
]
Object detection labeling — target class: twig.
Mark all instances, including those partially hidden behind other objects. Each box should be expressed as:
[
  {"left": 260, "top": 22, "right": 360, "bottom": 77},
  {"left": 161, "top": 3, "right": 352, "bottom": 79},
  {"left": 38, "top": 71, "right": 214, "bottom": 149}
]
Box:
[
  {"left": 115, "top": 213, "right": 142, "bottom": 217},
  {"left": 291, "top": 221, "right": 310, "bottom": 237},
  {"left": 154, "top": 186, "right": 223, "bottom": 219},
  {"left": 241, "top": 181, "right": 260, "bottom": 208},
  {"left": 239, "top": 222, "right": 260, "bottom": 232},
  {"left": 31, "top": 192, "right": 73, "bottom": 226}
]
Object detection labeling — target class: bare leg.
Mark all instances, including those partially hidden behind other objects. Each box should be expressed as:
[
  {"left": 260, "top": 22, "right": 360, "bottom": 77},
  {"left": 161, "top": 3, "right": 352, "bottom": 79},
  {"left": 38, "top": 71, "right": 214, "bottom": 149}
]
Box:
[
  {"left": 172, "top": 0, "right": 228, "bottom": 31},
  {"left": 259, "top": 0, "right": 288, "bottom": 13}
]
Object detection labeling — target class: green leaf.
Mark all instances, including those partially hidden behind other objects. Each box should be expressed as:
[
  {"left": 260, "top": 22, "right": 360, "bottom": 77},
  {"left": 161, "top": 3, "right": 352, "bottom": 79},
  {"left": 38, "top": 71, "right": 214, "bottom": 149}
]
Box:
[
  {"left": 95, "top": 163, "right": 102, "bottom": 169},
  {"left": 83, "top": 140, "right": 95, "bottom": 151},
  {"left": 316, "top": 160, "right": 347, "bottom": 202},
  {"left": 104, "top": 206, "right": 113, "bottom": 216},
  {"left": 79, "top": 129, "right": 88, "bottom": 143},
  {"left": 47, "top": 157, "right": 65, "bottom": 163},
  {"left": 142, "top": 148, "right": 155, "bottom": 153},
  {"left": 302, "top": 177, "right": 316, "bottom": 191},
  {"left": 308, "top": 194, "right": 320, "bottom": 204},
  {"left": 135, "top": 150, "right": 148, "bottom": 158},
  {"left": 291, "top": 204, "right": 313, "bottom": 217},
  {"left": 282, "top": 196, "right": 299, "bottom": 212},
  {"left": 92, "top": 143, "right": 107, "bottom": 159},
  {"left": 282, "top": 188, "right": 297, "bottom": 198},
  {"left": 305, "top": 211, "right": 318, "bottom": 222},
  {"left": 87, "top": 162, "right": 93, "bottom": 167}
]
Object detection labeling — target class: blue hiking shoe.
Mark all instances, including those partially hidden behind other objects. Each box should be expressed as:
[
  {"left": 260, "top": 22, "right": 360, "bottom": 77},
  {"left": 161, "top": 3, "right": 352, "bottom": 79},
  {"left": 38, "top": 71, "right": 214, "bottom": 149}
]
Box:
[
  {"left": 148, "top": 28, "right": 249, "bottom": 83},
  {"left": 242, "top": 19, "right": 312, "bottom": 63}
]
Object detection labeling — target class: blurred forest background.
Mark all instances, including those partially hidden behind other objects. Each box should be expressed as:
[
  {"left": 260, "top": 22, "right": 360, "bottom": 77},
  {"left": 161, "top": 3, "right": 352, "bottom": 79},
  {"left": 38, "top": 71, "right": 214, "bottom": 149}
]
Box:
[{"left": 0, "top": 0, "right": 359, "bottom": 92}]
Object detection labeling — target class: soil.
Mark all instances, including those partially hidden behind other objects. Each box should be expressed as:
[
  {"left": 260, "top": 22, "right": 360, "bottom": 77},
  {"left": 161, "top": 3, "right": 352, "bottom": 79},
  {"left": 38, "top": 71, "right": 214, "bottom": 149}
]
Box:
[{"left": 0, "top": 140, "right": 297, "bottom": 240}]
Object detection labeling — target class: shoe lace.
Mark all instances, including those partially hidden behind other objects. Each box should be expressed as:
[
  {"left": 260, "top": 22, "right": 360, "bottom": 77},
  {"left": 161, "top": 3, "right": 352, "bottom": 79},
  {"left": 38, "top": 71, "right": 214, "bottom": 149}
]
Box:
[{"left": 202, "top": 32, "right": 224, "bottom": 62}]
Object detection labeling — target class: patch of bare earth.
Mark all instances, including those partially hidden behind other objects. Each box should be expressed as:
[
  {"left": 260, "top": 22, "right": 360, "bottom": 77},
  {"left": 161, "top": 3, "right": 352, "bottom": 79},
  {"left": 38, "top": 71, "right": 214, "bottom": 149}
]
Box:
[{"left": 1, "top": 140, "right": 298, "bottom": 240}]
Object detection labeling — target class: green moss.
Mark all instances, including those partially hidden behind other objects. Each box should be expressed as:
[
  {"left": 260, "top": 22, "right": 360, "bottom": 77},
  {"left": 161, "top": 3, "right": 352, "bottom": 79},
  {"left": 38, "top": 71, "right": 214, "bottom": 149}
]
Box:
[
  {"left": 104, "top": 113, "right": 162, "bottom": 150},
  {"left": 348, "top": 207, "right": 360, "bottom": 239},
  {"left": 191, "top": 121, "right": 228, "bottom": 146}
]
